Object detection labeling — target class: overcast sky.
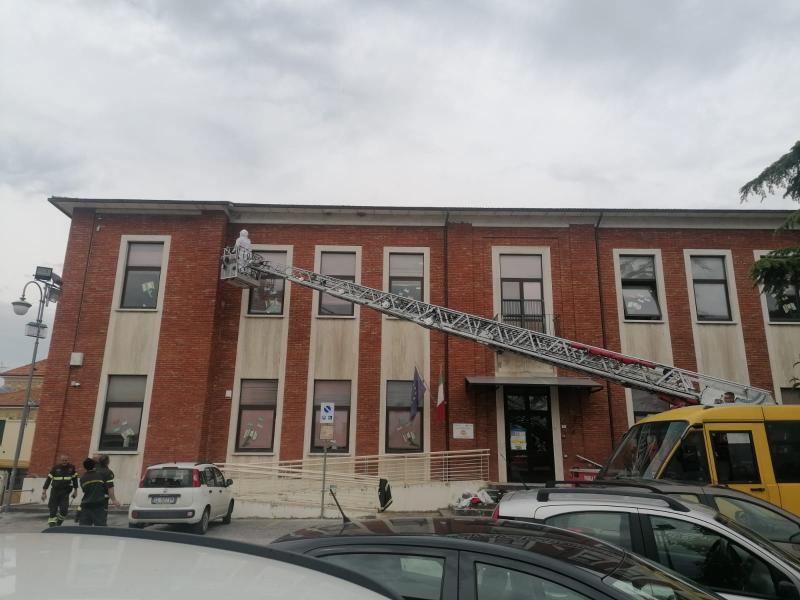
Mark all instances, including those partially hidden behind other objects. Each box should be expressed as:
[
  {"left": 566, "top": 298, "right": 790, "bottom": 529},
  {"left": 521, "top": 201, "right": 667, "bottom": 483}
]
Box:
[{"left": 1, "top": 1, "right": 799, "bottom": 370}]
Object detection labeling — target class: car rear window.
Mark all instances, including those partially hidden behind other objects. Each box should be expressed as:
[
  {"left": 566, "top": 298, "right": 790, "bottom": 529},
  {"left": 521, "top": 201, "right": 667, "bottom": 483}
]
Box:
[{"left": 143, "top": 467, "right": 193, "bottom": 488}]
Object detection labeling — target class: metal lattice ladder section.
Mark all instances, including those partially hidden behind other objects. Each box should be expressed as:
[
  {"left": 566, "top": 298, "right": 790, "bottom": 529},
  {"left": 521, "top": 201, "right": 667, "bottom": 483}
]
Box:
[{"left": 221, "top": 246, "right": 774, "bottom": 406}]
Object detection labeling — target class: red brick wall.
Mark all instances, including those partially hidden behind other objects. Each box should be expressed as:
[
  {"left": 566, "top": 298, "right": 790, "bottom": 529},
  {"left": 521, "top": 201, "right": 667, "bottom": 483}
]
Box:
[
  {"left": 29, "top": 208, "right": 95, "bottom": 475},
  {"left": 30, "top": 210, "right": 230, "bottom": 474},
  {"left": 30, "top": 208, "right": 800, "bottom": 484}
]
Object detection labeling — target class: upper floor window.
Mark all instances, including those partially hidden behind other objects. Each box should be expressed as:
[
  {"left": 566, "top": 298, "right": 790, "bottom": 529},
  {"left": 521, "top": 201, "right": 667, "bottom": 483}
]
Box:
[
  {"left": 319, "top": 252, "right": 356, "bottom": 316},
  {"left": 121, "top": 243, "right": 163, "bottom": 309},
  {"left": 690, "top": 256, "right": 732, "bottom": 321},
  {"left": 248, "top": 251, "right": 286, "bottom": 315},
  {"left": 389, "top": 253, "right": 424, "bottom": 301},
  {"left": 619, "top": 255, "right": 662, "bottom": 320},
  {"left": 99, "top": 375, "right": 146, "bottom": 451},
  {"left": 500, "top": 254, "right": 544, "bottom": 332},
  {"left": 767, "top": 283, "right": 800, "bottom": 323}
]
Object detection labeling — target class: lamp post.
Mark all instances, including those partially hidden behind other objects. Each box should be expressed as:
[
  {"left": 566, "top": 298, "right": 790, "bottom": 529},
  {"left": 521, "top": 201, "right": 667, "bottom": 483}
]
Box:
[{"left": 2, "top": 268, "right": 61, "bottom": 512}]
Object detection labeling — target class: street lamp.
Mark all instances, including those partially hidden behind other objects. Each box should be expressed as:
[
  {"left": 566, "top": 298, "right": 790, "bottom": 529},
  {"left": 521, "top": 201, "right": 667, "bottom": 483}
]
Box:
[{"left": 2, "top": 268, "right": 62, "bottom": 511}]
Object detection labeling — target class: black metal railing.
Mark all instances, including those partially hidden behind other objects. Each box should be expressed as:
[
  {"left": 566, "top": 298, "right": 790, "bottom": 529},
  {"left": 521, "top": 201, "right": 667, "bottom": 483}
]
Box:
[{"left": 501, "top": 300, "right": 559, "bottom": 336}]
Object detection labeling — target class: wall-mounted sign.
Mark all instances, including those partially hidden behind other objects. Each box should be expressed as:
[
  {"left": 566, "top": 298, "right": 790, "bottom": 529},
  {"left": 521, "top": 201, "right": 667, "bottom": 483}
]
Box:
[
  {"left": 320, "top": 402, "right": 335, "bottom": 423},
  {"left": 319, "top": 424, "right": 336, "bottom": 441},
  {"left": 452, "top": 423, "right": 474, "bottom": 440}
]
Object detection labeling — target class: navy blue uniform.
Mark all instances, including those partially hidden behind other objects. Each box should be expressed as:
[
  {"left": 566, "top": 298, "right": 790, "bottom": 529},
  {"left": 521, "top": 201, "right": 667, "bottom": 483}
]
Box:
[{"left": 43, "top": 463, "right": 78, "bottom": 526}]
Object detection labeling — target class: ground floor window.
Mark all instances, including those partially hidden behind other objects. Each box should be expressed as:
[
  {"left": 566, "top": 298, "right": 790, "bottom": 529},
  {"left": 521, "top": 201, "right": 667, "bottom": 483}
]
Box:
[
  {"left": 99, "top": 375, "right": 146, "bottom": 451},
  {"left": 386, "top": 380, "right": 423, "bottom": 453},
  {"left": 311, "top": 380, "right": 351, "bottom": 453},
  {"left": 632, "top": 389, "right": 670, "bottom": 422},
  {"left": 236, "top": 379, "right": 278, "bottom": 452}
]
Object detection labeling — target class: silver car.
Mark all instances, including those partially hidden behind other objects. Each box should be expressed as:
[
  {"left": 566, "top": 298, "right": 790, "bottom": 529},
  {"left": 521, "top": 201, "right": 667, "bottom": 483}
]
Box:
[
  {"left": 497, "top": 487, "right": 800, "bottom": 600},
  {"left": 2, "top": 527, "right": 400, "bottom": 599}
]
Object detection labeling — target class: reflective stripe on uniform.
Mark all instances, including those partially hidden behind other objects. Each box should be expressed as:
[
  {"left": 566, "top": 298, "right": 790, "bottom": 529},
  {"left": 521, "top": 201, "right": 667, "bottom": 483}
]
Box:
[
  {"left": 81, "top": 480, "right": 104, "bottom": 487},
  {"left": 47, "top": 474, "right": 54, "bottom": 479},
  {"left": 51, "top": 476, "right": 73, "bottom": 481}
]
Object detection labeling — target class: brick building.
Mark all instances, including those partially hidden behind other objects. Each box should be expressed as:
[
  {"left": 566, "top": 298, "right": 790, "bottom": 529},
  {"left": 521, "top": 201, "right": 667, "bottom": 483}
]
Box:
[{"left": 25, "top": 198, "right": 800, "bottom": 502}]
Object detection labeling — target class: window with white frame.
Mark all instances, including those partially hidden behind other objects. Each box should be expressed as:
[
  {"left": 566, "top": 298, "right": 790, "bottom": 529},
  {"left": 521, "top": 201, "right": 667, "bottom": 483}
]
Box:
[
  {"left": 619, "top": 255, "right": 662, "bottom": 320},
  {"left": 632, "top": 389, "right": 670, "bottom": 422},
  {"left": 236, "top": 380, "right": 278, "bottom": 452},
  {"left": 248, "top": 251, "right": 286, "bottom": 315},
  {"left": 310, "top": 380, "right": 351, "bottom": 452},
  {"left": 319, "top": 252, "right": 356, "bottom": 316},
  {"left": 99, "top": 375, "right": 146, "bottom": 451},
  {"left": 389, "top": 253, "right": 424, "bottom": 301},
  {"left": 766, "top": 283, "right": 800, "bottom": 323},
  {"left": 500, "top": 254, "right": 545, "bottom": 332},
  {"left": 781, "top": 387, "right": 800, "bottom": 405},
  {"left": 385, "top": 380, "right": 423, "bottom": 453},
  {"left": 690, "top": 256, "right": 732, "bottom": 321},
  {"left": 121, "top": 243, "right": 163, "bottom": 309}
]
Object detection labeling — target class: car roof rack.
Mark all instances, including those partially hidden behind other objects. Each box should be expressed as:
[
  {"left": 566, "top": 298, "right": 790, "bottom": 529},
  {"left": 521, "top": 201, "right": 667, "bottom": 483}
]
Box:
[
  {"left": 544, "top": 480, "right": 664, "bottom": 493},
  {"left": 535, "top": 487, "right": 691, "bottom": 512}
]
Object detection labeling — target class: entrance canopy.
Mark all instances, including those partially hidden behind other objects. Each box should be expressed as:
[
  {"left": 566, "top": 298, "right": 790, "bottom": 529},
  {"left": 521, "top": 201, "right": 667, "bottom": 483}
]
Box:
[{"left": 465, "top": 375, "right": 602, "bottom": 392}]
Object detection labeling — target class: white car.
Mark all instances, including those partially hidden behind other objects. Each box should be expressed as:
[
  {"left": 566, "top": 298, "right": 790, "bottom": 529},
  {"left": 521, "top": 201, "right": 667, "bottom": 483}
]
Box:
[
  {"left": 496, "top": 486, "right": 800, "bottom": 600},
  {"left": 7, "top": 528, "right": 400, "bottom": 599},
  {"left": 128, "top": 463, "right": 234, "bottom": 534}
]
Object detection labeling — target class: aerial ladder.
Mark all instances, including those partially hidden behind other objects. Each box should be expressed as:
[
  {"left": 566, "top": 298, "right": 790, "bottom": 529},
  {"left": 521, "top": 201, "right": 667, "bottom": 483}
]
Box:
[{"left": 221, "top": 246, "right": 774, "bottom": 406}]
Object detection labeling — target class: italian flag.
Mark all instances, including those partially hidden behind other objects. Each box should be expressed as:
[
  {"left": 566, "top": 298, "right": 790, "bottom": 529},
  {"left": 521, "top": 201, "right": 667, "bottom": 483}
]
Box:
[{"left": 435, "top": 369, "right": 446, "bottom": 424}]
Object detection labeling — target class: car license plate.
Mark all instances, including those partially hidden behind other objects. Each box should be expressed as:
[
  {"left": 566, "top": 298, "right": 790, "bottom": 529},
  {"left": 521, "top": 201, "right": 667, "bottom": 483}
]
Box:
[{"left": 151, "top": 495, "right": 177, "bottom": 505}]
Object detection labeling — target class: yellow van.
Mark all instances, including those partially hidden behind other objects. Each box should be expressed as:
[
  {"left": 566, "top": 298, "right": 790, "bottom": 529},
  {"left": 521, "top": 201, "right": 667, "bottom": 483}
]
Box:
[{"left": 600, "top": 404, "right": 800, "bottom": 515}]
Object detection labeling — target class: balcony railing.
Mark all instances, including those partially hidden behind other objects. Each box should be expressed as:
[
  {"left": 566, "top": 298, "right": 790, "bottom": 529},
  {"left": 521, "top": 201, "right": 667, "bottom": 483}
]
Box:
[{"left": 501, "top": 300, "right": 559, "bottom": 336}]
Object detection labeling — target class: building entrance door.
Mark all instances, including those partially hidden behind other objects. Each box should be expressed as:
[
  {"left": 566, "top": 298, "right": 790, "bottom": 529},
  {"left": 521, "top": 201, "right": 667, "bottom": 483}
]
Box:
[{"left": 504, "top": 386, "right": 555, "bottom": 483}]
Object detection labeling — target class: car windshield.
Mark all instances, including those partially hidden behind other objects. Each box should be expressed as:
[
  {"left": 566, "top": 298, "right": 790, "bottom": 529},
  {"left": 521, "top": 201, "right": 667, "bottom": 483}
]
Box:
[
  {"left": 605, "top": 553, "right": 720, "bottom": 600},
  {"left": 716, "top": 513, "right": 800, "bottom": 571},
  {"left": 143, "top": 467, "right": 193, "bottom": 488},
  {"left": 601, "top": 421, "right": 689, "bottom": 479}
]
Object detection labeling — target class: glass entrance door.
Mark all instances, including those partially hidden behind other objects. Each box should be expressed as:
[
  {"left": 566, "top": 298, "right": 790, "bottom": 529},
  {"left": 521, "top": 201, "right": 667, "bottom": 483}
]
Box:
[{"left": 504, "top": 387, "right": 555, "bottom": 483}]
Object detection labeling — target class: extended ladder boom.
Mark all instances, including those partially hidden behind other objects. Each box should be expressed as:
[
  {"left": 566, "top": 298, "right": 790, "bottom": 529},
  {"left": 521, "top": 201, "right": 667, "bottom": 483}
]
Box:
[{"left": 221, "top": 246, "right": 774, "bottom": 406}]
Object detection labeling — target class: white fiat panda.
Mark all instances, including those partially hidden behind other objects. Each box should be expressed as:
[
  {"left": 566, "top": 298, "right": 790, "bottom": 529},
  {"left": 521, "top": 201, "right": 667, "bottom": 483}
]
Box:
[{"left": 128, "top": 463, "right": 234, "bottom": 534}]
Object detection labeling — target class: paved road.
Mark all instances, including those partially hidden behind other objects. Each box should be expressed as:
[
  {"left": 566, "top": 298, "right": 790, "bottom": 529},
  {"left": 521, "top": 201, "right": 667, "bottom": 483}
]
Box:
[{"left": 0, "top": 510, "right": 331, "bottom": 544}]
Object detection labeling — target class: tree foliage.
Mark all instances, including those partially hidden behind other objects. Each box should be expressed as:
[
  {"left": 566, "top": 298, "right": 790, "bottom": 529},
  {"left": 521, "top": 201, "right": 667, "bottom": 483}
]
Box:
[{"left": 740, "top": 141, "right": 800, "bottom": 297}]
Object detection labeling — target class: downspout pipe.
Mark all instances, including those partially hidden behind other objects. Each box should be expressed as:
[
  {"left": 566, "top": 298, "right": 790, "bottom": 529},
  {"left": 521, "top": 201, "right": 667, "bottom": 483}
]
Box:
[
  {"left": 443, "top": 211, "right": 451, "bottom": 451},
  {"left": 593, "top": 211, "right": 617, "bottom": 447}
]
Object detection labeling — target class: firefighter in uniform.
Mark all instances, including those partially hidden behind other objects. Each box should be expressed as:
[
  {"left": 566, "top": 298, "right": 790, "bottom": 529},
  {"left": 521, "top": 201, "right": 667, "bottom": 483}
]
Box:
[
  {"left": 92, "top": 453, "right": 120, "bottom": 511},
  {"left": 78, "top": 457, "right": 111, "bottom": 526},
  {"left": 41, "top": 454, "right": 78, "bottom": 527}
]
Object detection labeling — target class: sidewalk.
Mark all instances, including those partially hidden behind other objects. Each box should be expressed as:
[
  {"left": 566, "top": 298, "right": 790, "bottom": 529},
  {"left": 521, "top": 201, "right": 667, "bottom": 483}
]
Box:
[{"left": 5, "top": 502, "right": 128, "bottom": 514}]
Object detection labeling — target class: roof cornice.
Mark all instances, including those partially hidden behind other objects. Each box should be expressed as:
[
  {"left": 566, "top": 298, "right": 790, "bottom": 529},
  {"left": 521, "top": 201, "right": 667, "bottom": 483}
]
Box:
[{"left": 48, "top": 197, "right": 796, "bottom": 230}]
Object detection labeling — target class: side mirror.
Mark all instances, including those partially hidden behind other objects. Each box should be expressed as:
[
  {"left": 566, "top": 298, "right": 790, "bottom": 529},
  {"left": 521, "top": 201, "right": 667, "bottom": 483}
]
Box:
[
  {"left": 778, "top": 581, "right": 799, "bottom": 600},
  {"left": 226, "top": 479, "right": 233, "bottom": 487}
]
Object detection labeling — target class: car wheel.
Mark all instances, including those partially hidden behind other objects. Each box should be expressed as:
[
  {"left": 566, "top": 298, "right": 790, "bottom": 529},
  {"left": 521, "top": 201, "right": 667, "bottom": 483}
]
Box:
[
  {"left": 222, "top": 500, "right": 234, "bottom": 525},
  {"left": 128, "top": 523, "right": 145, "bottom": 529},
  {"left": 191, "top": 507, "right": 210, "bottom": 535}
]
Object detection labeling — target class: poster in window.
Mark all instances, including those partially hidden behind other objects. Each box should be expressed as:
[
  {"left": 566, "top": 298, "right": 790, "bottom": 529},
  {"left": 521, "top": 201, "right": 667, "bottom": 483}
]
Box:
[
  {"left": 510, "top": 427, "right": 527, "bottom": 451},
  {"left": 103, "top": 406, "right": 142, "bottom": 449},
  {"left": 388, "top": 411, "right": 422, "bottom": 450},
  {"left": 238, "top": 409, "right": 274, "bottom": 450}
]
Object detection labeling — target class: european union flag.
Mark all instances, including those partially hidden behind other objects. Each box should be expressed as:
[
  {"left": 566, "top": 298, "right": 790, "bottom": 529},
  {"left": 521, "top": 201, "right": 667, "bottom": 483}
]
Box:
[{"left": 410, "top": 367, "right": 426, "bottom": 421}]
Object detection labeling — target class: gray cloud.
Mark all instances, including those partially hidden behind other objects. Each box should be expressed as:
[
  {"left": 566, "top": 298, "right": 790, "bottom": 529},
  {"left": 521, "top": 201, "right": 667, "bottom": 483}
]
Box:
[{"left": 0, "top": 0, "right": 798, "bottom": 365}]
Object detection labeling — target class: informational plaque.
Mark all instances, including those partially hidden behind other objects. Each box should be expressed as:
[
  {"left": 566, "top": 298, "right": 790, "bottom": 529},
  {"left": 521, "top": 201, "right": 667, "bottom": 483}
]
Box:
[
  {"left": 452, "top": 423, "right": 474, "bottom": 440},
  {"left": 319, "top": 424, "right": 336, "bottom": 441}
]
